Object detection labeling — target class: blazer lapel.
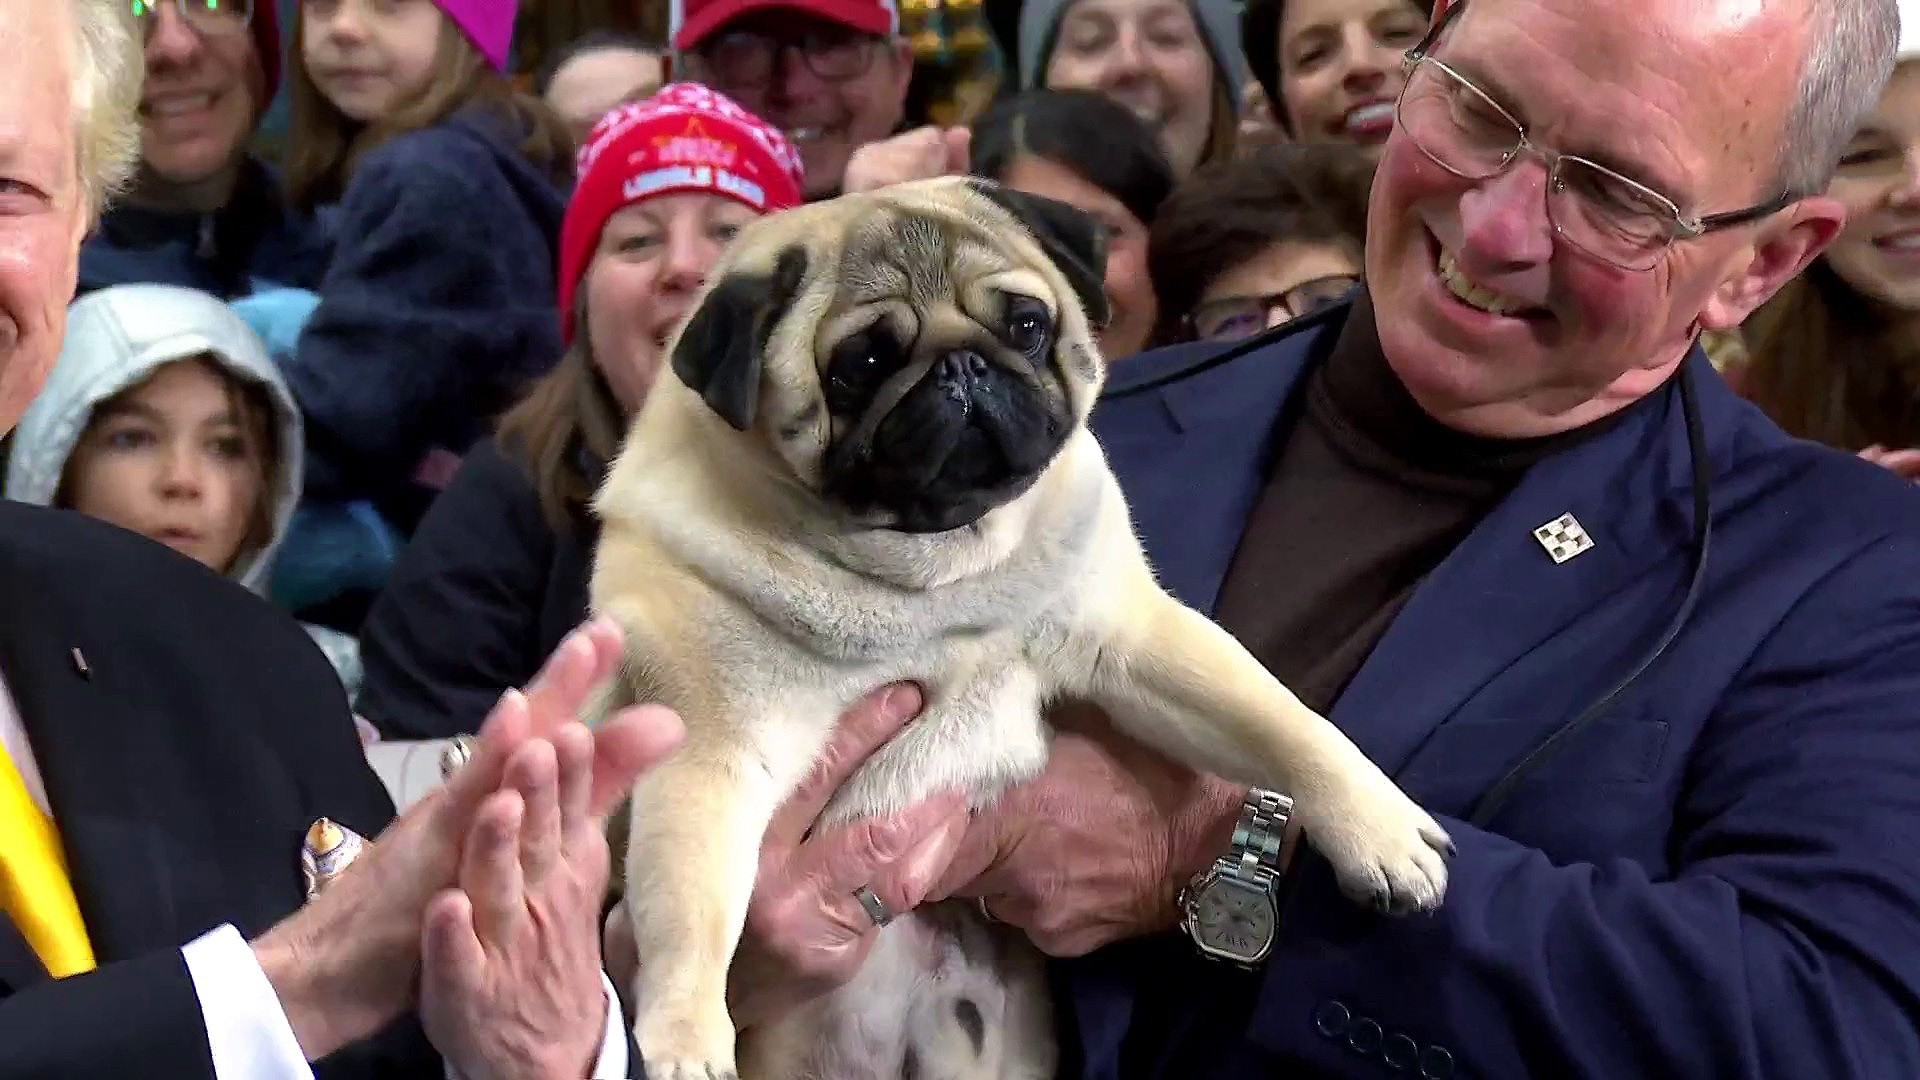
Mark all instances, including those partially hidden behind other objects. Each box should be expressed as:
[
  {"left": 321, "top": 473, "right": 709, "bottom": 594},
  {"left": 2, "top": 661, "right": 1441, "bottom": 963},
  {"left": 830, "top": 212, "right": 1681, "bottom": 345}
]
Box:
[
  {"left": 1094, "top": 311, "right": 1339, "bottom": 612},
  {"left": 0, "top": 544, "right": 178, "bottom": 967},
  {"left": 1330, "top": 359, "right": 1711, "bottom": 783}
]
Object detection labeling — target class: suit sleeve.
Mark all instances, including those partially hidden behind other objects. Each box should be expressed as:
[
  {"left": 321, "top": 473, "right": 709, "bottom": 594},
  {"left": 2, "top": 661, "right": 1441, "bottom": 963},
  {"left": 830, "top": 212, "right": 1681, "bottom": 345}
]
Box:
[
  {"left": 355, "top": 441, "right": 556, "bottom": 740},
  {"left": 1243, "top": 537, "right": 1920, "bottom": 1078},
  {"left": 282, "top": 149, "right": 559, "bottom": 503},
  {"left": 0, "top": 949, "right": 221, "bottom": 1079}
]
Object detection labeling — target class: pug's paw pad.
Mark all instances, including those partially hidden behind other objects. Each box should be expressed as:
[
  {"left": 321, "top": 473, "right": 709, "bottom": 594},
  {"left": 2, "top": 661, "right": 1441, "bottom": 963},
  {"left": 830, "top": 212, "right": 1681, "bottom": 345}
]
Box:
[
  {"left": 637, "top": 1011, "right": 738, "bottom": 1080},
  {"left": 1297, "top": 778, "right": 1452, "bottom": 916},
  {"left": 643, "top": 1063, "right": 737, "bottom": 1080}
]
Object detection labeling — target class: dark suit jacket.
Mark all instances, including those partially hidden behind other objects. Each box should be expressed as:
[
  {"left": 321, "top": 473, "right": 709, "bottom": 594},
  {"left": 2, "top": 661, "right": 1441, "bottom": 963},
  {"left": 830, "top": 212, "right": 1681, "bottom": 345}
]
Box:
[
  {"left": 1058, "top": 302, "right": 1920, "bottom": 1078},
  {"left": 0, "top": 501, "right": 437, "bottom": 1078}
]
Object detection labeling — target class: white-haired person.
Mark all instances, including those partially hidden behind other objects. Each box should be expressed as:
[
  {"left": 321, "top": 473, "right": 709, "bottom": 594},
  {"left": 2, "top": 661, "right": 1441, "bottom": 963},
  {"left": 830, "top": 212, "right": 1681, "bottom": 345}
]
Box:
[{"left": 0, "top": 4, "right": 684, "bottom": 1077}]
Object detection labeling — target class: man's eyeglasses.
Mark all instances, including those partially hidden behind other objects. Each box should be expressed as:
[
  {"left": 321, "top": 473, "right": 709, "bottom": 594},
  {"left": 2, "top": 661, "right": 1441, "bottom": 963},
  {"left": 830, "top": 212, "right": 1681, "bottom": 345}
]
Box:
[
  {"left": 1189, "top": 275, "right": 1362, "bottom": 342},
  {"left": 697, "top": 28, "right": 880, "bottom": 87},
  {"left": 1394, "top": 0, "right": 1793, "bottom": 272},
  {"left": 130, "top": 0, "right": 254, "bottom": 39}
]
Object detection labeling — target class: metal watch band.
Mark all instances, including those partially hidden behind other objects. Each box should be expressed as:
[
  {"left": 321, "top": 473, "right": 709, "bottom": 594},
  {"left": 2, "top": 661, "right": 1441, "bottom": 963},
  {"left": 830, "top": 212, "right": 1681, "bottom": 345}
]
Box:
[
  {"left": 1223, "top": 788, "right": 1293, "bottom": 888},
  {"left": 1177, "top": 787, "right": 1296, "bottom": 967}
]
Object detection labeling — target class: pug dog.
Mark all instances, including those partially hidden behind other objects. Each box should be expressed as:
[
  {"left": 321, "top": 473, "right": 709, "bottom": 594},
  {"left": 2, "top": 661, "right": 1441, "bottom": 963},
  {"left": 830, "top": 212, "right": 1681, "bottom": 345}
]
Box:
[{"left": 592, "top": 175, "right": 1453, "bottom": 1080}]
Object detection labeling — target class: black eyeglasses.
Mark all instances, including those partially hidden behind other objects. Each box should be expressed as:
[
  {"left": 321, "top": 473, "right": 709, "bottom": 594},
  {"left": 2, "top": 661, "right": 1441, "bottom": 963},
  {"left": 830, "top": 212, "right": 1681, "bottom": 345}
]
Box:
[
  {"left": 697, "top": 27, "right": 881, "bottom": 87},
  {"left": 1189, "top": 275, "right": 1362, "bottom": 341},
  {"left": 130, "top": 0, "right": 254, "bottom": 39},
  {"left": 1395, "top": 0, "right": 1795, "bottom": 272}
]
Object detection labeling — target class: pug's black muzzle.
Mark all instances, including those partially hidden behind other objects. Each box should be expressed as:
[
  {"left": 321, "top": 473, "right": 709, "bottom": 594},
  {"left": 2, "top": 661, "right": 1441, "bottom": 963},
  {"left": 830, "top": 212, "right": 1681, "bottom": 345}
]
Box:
[{"left": 824, "top": 349, "right": 1066, "bottom": 533}]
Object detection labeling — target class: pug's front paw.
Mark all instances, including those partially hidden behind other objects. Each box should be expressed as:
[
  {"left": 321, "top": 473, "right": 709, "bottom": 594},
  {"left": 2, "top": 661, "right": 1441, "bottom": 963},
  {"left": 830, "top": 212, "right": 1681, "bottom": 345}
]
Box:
[
  {"left": 1297, "top": 772, "right": 1453, "bottom": 915},
  {"left": 643, "top": 1063, "right": 737, "bottom": 1080},
  {"left": 637, "top": 1006, "right": 739, "bottom": 1080}
]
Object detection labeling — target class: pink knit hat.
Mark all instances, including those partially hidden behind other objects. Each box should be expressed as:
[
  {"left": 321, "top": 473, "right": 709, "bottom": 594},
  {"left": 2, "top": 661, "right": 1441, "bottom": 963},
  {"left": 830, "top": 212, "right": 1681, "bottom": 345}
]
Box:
[{"left": 434, "top": 0, "right": 518, "bottom": 72}]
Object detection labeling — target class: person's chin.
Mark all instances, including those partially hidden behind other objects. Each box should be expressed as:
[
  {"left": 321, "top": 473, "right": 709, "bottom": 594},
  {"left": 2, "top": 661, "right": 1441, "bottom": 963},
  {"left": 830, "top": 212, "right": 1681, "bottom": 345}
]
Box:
[
  {"left": 1845, "top": 261, "right": 1920, "bottom": 313},
  {"left": 1376, "top": 270, "right": 1501, "bottom": 399},
  {"left": 324, "top": 88, "right": 388, "bottom": 125},
  {"left": 1349, "top": 139, "right": 1388, "bottom": 163},
  {"left": 144, "top": 142, "right": 241, "bottom": 189}
]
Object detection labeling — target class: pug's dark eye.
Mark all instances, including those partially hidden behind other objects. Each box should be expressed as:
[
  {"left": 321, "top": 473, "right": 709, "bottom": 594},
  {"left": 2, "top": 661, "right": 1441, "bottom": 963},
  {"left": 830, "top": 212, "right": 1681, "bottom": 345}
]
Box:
[
  {"left": 824, "top": 327, "right": 906, "bottom": 414},
  {"left": 1005, "top": 297, "right": 1052, "bottom": 357}
]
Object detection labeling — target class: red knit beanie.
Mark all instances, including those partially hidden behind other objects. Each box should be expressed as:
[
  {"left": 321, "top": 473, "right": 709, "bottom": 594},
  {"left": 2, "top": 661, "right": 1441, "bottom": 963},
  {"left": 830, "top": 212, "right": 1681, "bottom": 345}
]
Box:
[{"left": 557, "top": 83, "right": 806, "bottom": 346}]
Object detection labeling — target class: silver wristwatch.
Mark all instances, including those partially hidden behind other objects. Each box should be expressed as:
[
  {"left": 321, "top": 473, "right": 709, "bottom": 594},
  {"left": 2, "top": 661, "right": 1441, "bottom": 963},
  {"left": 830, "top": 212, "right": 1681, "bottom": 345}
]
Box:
[{"left": 1178, "top": 787, "right": 1293, "bottom": 967}]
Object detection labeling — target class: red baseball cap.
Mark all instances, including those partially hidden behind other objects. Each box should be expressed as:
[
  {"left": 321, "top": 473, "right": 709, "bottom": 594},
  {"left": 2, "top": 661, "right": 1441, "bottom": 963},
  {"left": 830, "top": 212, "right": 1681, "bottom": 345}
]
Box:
[{"left": 669, "top": 0, "right": 901, "bottom": 52}]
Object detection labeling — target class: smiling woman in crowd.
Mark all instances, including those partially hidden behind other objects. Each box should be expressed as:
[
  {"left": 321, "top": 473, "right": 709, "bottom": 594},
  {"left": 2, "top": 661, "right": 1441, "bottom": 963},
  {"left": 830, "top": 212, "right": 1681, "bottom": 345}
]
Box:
[
  {"left": 354, "top": 84, "right": 806, "bottom": 740},
  {"left": 1241, "top": 0, "right": 1433, "bottom": 156},
  {"left": 80, "top": 0, "right": 330, "bottom": 297},
  {"left": 1728, "top": 31, "right": 1920, "bottom": 478},
  {"left": 969, "top": 88, "right": 1176, "bottom": 363},
  {"left": 1004, "top": 0, "right": 1247, "bottom": 178}
]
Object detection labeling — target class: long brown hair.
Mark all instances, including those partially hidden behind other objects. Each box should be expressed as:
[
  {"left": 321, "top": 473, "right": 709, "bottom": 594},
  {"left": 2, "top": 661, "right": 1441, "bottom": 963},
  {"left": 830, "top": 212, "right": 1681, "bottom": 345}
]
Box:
[
  {"left": 285, "top": 14, "right": 574, "bottom": 212},
  {"left": 1200, "top": 76, "right": 1238, "bottom": 169},
  {"left": 1737, "top": 261, "right": 1920, "bottom": 451},
  {"left": 494, "top": 293, "right": 627, "bottom": 533}
]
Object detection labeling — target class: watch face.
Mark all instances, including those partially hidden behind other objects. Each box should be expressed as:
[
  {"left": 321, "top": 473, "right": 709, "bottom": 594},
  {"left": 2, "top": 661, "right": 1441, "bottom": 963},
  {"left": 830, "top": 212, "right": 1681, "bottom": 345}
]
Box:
[{"left": 1193, "top": 875, "right": 1276, "bottom": 961}]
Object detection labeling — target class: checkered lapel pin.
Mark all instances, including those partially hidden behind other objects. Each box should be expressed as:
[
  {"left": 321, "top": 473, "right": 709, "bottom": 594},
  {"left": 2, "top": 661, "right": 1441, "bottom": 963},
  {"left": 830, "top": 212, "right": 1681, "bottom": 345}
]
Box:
[{"left": 1533, "top": 513, "right": 1595, "bottom": 563}]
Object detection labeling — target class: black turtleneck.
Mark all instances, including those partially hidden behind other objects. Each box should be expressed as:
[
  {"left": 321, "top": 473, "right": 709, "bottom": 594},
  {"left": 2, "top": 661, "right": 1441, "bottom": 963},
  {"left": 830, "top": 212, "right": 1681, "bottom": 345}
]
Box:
[{"left": 1211, "top": 297, "right": 1627, "bottom": 713}]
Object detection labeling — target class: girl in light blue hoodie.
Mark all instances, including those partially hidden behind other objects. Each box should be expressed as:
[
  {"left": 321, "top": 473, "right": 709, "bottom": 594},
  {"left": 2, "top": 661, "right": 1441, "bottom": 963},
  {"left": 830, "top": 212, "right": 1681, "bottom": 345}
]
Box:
[{"left": 4, "top": 284, "right": 363, "bottom": 702}]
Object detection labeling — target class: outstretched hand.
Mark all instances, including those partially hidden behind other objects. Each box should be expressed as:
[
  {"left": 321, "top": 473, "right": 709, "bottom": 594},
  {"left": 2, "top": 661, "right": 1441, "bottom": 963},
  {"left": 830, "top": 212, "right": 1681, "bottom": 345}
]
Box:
[
  {"left": 253, "top": 618, "right": 678, "bottom": 1064},
  {"left": 420, "top": 690, "right": 686, "bottom": 1079}
]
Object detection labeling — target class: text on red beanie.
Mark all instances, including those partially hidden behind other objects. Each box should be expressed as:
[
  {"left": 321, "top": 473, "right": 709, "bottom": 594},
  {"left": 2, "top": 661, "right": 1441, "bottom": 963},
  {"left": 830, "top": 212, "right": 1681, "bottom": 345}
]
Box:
[{"left": 556, "top": 83, "right": 805, "bottom": 346}]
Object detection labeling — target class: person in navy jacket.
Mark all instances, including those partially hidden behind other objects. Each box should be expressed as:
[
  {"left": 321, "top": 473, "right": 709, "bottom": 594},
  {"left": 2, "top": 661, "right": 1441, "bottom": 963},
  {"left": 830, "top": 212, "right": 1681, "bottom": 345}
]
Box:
[
  {"left": 78, "top": 0, "right": 329, "bottom": 299},
  {"left": 708, "top": 0, "right": 1920, "bottom": 1076}
]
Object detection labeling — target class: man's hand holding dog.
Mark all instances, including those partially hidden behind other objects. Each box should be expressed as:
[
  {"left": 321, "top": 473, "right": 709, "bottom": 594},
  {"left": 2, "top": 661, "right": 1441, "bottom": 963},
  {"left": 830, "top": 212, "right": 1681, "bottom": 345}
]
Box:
[
  {"left": 602, "top": 684, "right": 973, "bottom": 1030},
  {"left": 930, "top": 703, "right": 1246, "bottom": 957},
  {"left": 727, "top": 683, "right": 971, "bottom": 1029}
]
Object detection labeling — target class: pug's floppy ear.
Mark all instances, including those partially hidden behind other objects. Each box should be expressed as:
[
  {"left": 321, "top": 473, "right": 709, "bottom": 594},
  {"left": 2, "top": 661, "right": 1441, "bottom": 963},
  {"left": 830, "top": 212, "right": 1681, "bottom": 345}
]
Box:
[
  {"left": 967, "top": 179, "right": 1112, "bottom": 328},
  {"left": 670, "top": 245, "right": 811, "bottom": 431}
]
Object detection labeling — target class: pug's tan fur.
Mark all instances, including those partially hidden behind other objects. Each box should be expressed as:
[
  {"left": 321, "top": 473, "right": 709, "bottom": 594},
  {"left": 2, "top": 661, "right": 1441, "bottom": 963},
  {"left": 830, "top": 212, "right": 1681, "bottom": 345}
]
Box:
[{"left": 594, "top": 176, "right": 1452, "bottom": 1080}]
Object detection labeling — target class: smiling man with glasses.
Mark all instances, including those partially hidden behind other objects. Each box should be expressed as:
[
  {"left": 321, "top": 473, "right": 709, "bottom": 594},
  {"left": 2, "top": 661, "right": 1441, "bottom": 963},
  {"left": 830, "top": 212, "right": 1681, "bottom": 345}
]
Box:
[
  {"left": 669, "top": 0, "right": 914, "bottom": 199},
  {"left": 78, "top": 0, "right": 329, "bottom": 299},
  {"left": 828, "top": 0, "right": 1920, "bottom": 1075}
]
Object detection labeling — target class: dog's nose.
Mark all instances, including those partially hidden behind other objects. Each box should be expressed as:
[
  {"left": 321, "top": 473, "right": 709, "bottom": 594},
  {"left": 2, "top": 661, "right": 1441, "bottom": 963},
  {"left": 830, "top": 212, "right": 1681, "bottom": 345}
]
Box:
[
  {"left": 938, "top": 350, "right": 990, "bottom": 401},
  {"left": 940, "top": 350, "right": 991, "bottom": 382}
]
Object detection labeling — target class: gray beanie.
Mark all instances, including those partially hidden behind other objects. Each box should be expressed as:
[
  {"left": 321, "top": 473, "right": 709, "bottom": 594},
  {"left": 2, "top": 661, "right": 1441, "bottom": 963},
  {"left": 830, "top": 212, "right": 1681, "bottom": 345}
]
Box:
[{"left": 1015, "top": 0, "right": 1251, "bottom": 111}]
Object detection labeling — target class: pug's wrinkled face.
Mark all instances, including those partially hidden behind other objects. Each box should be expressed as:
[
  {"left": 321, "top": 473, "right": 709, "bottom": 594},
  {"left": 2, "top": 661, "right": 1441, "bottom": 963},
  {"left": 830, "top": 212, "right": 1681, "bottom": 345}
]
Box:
[{"left": 670, "top": 177, "right": 1113, "bottom": 534}]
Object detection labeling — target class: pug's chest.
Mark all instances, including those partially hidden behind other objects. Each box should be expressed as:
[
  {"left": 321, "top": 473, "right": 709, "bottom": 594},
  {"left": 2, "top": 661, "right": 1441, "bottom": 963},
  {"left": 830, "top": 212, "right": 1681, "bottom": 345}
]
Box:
[
  {"left": 744, "top": 539, "right": 1088, "bottom": 669},
  {"left": 813, "top": 623, "right": 1076, "bottom": 826}
]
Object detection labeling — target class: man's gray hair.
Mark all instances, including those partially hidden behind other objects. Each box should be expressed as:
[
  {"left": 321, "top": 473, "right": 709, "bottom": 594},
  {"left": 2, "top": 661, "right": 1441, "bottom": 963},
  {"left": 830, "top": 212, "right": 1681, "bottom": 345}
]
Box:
[
  {"left": 1777, "top": 0, "right": 1899, "bottom": 196},
  {"left": 68, "top": 0, "right": 144, "bottom": 217}
]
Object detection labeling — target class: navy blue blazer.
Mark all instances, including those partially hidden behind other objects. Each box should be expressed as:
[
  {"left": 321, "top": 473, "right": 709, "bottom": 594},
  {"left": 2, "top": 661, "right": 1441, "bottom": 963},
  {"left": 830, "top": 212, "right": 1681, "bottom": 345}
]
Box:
[{"left": 1062, "top": 302, "right": 1920, "bottom": 1079}]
